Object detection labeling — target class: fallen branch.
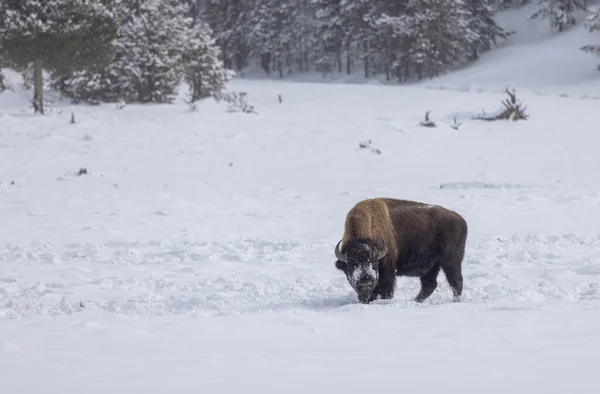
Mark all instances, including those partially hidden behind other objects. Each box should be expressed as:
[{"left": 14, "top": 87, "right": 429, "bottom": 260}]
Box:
[
  {"left": 474, "top": 88, "right": 528, "bottom": 121},
  {"left": 450, "top": 116, "right": 462, "bottom": 130},
  {"left": 420, "top": 110, "right": 436, "bottom": 127}
]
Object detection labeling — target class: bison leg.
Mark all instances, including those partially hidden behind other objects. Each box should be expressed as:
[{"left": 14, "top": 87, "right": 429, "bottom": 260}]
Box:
[
  {"left": 414, "top": 263, "right": 440, "bottom": 303},
  {"left": 441, "top": 257, "right": 463, "bottom": 302},
  {"left": 372, "top": 264, "right": 396, "bottom": 301}
]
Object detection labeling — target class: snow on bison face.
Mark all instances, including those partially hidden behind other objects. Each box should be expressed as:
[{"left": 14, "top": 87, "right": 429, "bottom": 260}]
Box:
[{"left": 334, "top": 238, "right": 387, "bottom": 304}]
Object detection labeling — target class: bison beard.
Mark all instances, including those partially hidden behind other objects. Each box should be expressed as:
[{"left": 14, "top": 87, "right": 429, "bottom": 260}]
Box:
[{"left": 334, "top": 198, "right": 468, "bottom": 304}]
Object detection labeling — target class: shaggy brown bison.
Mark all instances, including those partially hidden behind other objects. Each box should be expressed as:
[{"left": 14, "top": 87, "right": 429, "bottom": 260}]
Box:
[{"left": 334, "top": 198, "right": 468, "bottom": 304}]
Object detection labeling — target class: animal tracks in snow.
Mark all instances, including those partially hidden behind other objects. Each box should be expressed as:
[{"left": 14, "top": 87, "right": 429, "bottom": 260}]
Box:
[{"left": 1, "top": 234, "right": 600, "bottom": 319}]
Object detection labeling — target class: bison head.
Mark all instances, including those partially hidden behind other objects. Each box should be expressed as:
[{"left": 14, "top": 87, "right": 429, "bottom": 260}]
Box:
[{"left": 334, "top": 237, "right": 388, "bottom": 304}]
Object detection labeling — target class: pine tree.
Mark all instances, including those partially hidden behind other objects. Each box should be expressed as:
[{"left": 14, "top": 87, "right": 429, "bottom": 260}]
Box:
[
  {"left": 249, "top": 0, "right": 311, "bottom": 77},
  {"left": 463, "top": 0, "right": 509, "bottom": 61},
  {"left": 581, "top": 5, "right": 600, "bottom": 69},
  {"left": 182, "top": 21, "right": 235, "bottom": 102},
  {"left": 529, "top": 0, "right": 584, "bottom": 32},
  {"left": 201, "top": 0, "right": 254, "bottom": 72},
  {"left": 57, "top": 0, "right": 190, "bottom": 104},
  {"left": 0, "top": 54, "right": 5, "bottom": 92},
  {"left": 57, "top": 0, "right": 233, "bottom": 104},
  {"left": 115, "top": 0, "right": 191, "bottom": 103},
  {"left": 398, "top": 0, "right": 477, "bottom": 80},
  {"left": 371, "top": 6, "right": 414, "bottom": 81},
  {"left": 313, "top": 0, "right": 346, "bottom": 75},
  {"left": 189, "top": 0, "right": 511, "bottom": 83},
  {"left": 339, "top": 0, "right": 377, "bottom": 77},
  {"left": 0, "top": 0, "right": 118, "bottom": 113}
]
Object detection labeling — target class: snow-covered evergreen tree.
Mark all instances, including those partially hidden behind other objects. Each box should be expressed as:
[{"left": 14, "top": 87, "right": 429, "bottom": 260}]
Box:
[
  {"left": 371, "top": 11, "right": 412, "bottom": 81},
  {"left": 529, "top": 0, "right": 584, "bottom": 31},
  {"left": 248, "top": 0, "right": 313, "bottom": 77},
  {"left": 57, "top": 0, "right": 232, "bottom": 104},
  {"left": 500, "top": 0, "right": 532, "bottom": 9},
  {"left": 270, "top": 0, "right": 507, "bottom": 82},
  {"left": 0, "top": 0, "right": 118, "bottom": 112},
  {"left": 2, "top": 0, "right": 521, "bottom": 99},
  {"left": 58, "top": 0, "right": 187, "bottom": 104},
  {"left": 313, "top": 0, "right": 346, "bottom": 74},
  {"left": 463, "top": 0, "right": 509, "bottom": 61},
  {"left": 201, "top": 0, "right": 254, "bottom": 72},
  {"left": 581, "top": 5, "right": 600, "bottom": 69},
  {"left": 182, "top": 21, "right": 235, "bottom": 101},
  {"left": 114, "top": 0, "right": 191, "bottom": 103},
  {"left": 339, "top": 0, "right": 378, "bottom": 77},
  {"left": 0, "top": 54, "right": 5, "bottom": 92},
  {"left": 397, "top": 0, "right": 477, "bottom": 80}
]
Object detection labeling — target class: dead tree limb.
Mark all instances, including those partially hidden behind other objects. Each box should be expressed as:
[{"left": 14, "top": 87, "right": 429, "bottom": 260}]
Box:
[
  {"left": 450, "top": 116, "right": 462, "bottom": 130},
  {"left": 420, "top": 110, "right": 436, "bottom": 127},
  {"left": 474, "top": 88, "right": 528, "bottom": 121}
]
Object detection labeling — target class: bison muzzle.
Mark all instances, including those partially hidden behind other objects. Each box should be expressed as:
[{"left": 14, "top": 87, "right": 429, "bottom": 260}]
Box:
[{"left": 334, "top": 198, "right": 468, "bottom": 304}]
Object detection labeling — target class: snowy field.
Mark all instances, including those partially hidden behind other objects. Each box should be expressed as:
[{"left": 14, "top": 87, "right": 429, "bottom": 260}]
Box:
[
  {"left": 2, "top": 8, "right": 600, "bottom": 394},
  {"left": 2, "top": 78, "right": 600, "bottom": 392}
]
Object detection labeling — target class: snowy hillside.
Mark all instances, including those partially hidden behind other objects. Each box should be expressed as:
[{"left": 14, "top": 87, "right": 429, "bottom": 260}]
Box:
[
  {"left": 2, "top": 4, "right": 600, "bottom": 393},
  {"left": 421, "top": 5, "right": 600, "bottom": 98}
]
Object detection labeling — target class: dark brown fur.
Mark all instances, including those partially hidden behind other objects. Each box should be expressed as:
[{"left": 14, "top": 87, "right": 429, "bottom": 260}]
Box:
[{"left": 334, "top": 198, "right": 468, "bottom": 303}]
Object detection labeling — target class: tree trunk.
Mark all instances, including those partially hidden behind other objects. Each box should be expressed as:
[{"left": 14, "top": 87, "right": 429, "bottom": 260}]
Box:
[
  {"left": 33, "top": 58, "right": 44, "bottom": 114},
  {"left": 346, "top": 42, "right": 351, "bottom": 74},
  {"left": 304, "top": 50, "right": 309, "bottom": 72},
  {"left": 471, "top": 47, "right": 479, "bottom": 62},
  {"left": 261, "top": 53, "right": 271, "bottom": 75},
  {"left": 278, "top": 57, "right": 283, "bottom": 79},
  {"left": 363, "top": 40, "right": 369, "bottom": 78}
]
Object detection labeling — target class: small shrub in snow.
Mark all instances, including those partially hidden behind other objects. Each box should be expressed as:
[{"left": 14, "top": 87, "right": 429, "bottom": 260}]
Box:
[
  {"left": 214, "top": 91, "right": 258, "bottom": 114},
  {"left": 358, "top": 140, "right": 382, "bottom": 155},
  {"left": 57, "top": 167, "right": 89, "bottom": 181}
]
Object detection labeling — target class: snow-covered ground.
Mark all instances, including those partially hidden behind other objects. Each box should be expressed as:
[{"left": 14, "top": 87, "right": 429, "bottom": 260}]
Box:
[
  {"left": 2, "top": 79, "right": 600, "bottom": 393},
  {"left": 2, "top": 7, "right": 600, "bottom": 394}
]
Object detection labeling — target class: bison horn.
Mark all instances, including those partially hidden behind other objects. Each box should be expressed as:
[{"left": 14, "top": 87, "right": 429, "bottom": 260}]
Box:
[
  {"left": 377, "top": 237, "right": 388, "bottom": 260},
  {"left": 335, "top": 240, "right": 347, "bottom": 262}
]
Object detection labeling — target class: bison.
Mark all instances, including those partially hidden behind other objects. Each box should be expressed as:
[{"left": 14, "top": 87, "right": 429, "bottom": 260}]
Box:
[{"left": 334, "top": 198, "right": 467, "bottom": 304}]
